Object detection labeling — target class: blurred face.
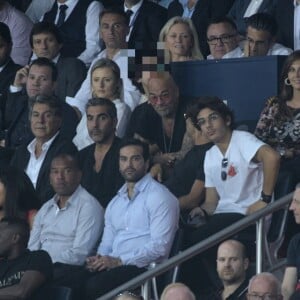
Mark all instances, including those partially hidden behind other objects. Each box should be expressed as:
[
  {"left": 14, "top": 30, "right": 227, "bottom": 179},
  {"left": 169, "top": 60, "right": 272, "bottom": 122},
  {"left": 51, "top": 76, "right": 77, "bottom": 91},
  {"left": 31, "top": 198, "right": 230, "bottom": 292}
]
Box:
[
  {"left": 165, "top": 23, "right": 193, "bottom": 60},
  {"left": 0, "top": 36, "right": 11, "bottom": 66},
  {"left": 207, "top": 22, "right": 238, "bottom": 59},
  {"left": 92, "top": 67, "right": 118, "bottom": 100},
  {"left": 32, "top": 32, "right": 62, "bottom": 60},
  {"left": 50, "top": 156, "right": 81, "bottom": 196},
  {"left": 287, "top": 59, "right": 300, "bottom": 91},
  {"left": 119, "top": 145, "right": 148, "bottom": 183},
  {"left": 86, "top": 105, "right": 116, "bottom": 144},
  {"left": 148, "top": 77, "right": 179, "bottom": 117},
  {"left": 100, "top": 13, "right": 129, "bottom": 49},
  {"left": 246, "top": 27, "right": 274, "bottom": 56},
  {"left": 30, "top": 103, "right": 62, "bottom": 142},
  {"left": 289, "top": 188, "right": 300, "bottom": 224},
  {"left": 0, "top": 181, "right": 5, "bottom": 209},
  {"left": 0, "top": 222, "right": 14, "bottom": 258},
  {"left": 196, "top": 108, "right": 230, "bottom": 143},
  {"left": 26, "top": 65, "right": 55, "bottom": 98},
  {"left": 217, "top": 242, "right": 248, "bottom": 284},
  {"left": 247, "top": 277, "right": 281, "bottom": 300}
]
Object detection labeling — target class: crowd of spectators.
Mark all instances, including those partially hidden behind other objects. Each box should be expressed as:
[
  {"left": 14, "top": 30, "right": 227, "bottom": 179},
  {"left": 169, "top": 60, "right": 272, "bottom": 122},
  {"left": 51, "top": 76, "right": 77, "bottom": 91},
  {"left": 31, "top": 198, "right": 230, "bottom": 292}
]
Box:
[{"left": 0, "top": 0, "right": 300, "bottom": 299}]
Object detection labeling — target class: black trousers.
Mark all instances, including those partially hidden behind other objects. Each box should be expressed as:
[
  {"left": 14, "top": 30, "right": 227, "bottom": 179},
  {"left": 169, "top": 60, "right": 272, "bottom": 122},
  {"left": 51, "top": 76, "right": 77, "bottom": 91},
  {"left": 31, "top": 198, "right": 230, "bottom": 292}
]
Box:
[{"left": 85, "top": 265, "right": 146, "bottom": 300}]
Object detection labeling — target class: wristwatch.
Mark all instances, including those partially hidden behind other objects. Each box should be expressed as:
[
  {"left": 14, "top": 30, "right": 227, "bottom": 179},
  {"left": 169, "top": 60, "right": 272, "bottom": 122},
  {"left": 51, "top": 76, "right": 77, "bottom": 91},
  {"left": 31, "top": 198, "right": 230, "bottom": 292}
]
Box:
[{"left": 261, "top": 191, "right": 272, "bottom": 204}]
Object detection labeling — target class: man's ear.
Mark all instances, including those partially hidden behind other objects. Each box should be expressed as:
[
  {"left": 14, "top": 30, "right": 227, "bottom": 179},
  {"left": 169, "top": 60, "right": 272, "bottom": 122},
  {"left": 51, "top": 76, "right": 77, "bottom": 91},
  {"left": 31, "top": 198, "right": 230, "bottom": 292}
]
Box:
[
  {"left": 12, "top": 233, "right": 20, "bottom": 244},
  {"left": 225, "top": 116, "right": 231, "bottom": 127},
  {"left": 243, "top": 257, "right": 250, "bottom": 270}
]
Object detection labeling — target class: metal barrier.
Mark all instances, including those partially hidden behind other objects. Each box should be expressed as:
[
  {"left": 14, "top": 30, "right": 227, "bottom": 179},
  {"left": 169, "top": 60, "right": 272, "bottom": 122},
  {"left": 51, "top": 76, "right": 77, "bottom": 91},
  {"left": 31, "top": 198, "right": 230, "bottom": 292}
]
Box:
[{"left": 97, "top": 192, "right": 293, "bottom": 300}]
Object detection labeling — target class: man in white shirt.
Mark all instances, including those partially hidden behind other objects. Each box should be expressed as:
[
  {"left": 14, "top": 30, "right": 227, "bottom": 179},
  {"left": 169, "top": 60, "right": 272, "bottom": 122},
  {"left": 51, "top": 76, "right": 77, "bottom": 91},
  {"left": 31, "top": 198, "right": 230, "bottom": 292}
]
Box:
[
  {"left": 42, "top": 0, "right": 103, "bottom": 66},
  {"left": 244, "top": 12, "right": 293, "bottom": 57}
]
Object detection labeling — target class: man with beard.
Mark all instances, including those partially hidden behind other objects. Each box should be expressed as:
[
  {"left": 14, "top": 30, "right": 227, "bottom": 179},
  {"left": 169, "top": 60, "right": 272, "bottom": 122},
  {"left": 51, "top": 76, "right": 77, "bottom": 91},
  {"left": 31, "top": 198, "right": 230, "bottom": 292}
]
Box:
[
  {"left": 84, "top": 138, "right": 179, "bottom": 299},
  {"left": 211, "top": 240, "right": 249, "bottom": 300},
  {"left": 77, "top": 98, "right": 124, "bottom": 208}
]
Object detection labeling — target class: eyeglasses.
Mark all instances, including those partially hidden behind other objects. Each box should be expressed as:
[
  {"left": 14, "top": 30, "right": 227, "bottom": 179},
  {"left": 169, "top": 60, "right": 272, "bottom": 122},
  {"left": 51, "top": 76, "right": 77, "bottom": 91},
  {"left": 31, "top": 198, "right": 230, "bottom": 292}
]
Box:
[
  {"left": 148, "top": 91, "right": 170, "bottom": 103},
  {"left": 116, "top": 291, "right": 144, "bottom": 300},
  {"left": 221, "top": 158, "right": 228, "bottom": 181},
  {"left": 247, "top": 293, "right": 281, "bottom": 300},
  {"left": 207, "top": 34, "right": 236, "bottom": 45}
]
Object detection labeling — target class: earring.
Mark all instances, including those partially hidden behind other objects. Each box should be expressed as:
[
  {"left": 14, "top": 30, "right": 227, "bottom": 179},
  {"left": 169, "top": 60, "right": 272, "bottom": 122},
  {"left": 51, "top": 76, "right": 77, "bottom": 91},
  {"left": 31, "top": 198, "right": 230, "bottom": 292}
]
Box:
[{"left": 285, "top": 78, "right": 291, "bottom": 86}]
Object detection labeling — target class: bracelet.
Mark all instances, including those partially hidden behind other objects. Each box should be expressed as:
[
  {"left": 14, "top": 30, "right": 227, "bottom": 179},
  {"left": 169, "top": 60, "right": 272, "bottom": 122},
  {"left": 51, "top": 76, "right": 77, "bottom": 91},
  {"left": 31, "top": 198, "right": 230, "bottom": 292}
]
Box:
[{"left": 261, "top": 191, "right": 272, "bottom": 204}]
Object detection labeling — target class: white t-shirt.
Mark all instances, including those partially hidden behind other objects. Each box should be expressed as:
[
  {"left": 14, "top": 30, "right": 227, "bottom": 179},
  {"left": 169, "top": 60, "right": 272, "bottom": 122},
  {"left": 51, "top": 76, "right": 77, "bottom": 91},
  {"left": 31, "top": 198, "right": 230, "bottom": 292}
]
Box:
[{"left": 204, "top": 130, "right": 265, "bottom": 215}]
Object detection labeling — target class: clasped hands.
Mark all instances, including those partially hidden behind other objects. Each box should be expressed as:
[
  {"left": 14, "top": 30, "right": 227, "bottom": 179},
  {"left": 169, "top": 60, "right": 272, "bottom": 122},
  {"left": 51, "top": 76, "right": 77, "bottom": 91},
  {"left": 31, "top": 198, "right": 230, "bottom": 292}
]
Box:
[{"left": 86, "top": 255, "right": 122, "bottom": 272}]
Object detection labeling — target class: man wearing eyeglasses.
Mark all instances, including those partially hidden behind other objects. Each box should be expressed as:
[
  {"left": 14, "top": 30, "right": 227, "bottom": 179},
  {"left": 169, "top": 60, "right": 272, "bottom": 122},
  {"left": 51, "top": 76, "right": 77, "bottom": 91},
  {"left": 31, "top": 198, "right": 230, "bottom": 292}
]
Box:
[
  {"left": 247, "top": 272, "right": 282, "bottom": 300},
  {"left": 206, "top": 16, "right": 243, "bottom": 60},
  {"left": 186, "top": 96, "right": 279, "bottom": 245}
]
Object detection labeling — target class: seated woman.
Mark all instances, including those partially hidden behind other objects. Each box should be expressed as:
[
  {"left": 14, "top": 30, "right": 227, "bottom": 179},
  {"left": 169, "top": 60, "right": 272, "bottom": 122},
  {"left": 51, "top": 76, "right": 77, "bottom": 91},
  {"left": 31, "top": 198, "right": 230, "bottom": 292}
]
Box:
[
  {"left": 0, "top": 166, "right": 40, "bottom": 227},
  {"left": 73, "top": 58, "right": 131, "bottom": 150},
  {"left": 159, "top": 16, "right": 203, "bottom": 63},
  {"left": 255, "top": 50, "right": 300, "bottom": 186}
]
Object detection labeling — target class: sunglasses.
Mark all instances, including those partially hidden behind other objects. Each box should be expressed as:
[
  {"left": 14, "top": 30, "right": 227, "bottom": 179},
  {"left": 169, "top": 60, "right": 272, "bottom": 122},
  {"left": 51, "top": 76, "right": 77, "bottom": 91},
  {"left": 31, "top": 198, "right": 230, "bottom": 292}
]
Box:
[{"left": 221, "top": 158, "right": 228, "bottom": 181}]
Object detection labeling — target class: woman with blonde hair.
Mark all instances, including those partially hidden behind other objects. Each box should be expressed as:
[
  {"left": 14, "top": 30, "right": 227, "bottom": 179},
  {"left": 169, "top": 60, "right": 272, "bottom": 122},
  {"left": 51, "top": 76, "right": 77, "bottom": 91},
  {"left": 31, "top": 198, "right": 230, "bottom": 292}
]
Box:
[{"left": 159, "top": 16, "right": 203, "bottom": 63}]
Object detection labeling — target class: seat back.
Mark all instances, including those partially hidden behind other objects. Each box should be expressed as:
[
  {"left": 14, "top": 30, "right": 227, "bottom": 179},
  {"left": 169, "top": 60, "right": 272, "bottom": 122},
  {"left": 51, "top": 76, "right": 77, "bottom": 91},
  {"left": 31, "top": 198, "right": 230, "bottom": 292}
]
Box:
[{"left": 32, "top": 285, "right": 72, "bottom": 300}]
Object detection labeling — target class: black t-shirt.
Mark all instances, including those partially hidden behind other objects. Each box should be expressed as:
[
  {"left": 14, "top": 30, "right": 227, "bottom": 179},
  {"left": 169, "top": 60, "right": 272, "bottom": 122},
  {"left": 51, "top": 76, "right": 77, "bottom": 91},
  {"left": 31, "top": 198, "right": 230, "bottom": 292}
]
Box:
[
  {"left": 0, "top": 250, "right": 53, "bottom": 289},
  {"left": 287, "top": 233, "right": 300, "bottom": 282},
  {"left": 164, "top": 143, "right": 213, "bottom": 197}
]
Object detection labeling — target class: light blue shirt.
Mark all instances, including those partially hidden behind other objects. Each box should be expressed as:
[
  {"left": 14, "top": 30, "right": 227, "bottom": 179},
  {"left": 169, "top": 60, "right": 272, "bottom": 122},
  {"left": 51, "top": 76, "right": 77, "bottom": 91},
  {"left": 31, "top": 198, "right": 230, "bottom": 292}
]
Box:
[
  {"left": 98, "top": 173, "right": 179, "bottom": 268},
  {"left": 29, "top": 185, "right": 104, "bottom": 265}
]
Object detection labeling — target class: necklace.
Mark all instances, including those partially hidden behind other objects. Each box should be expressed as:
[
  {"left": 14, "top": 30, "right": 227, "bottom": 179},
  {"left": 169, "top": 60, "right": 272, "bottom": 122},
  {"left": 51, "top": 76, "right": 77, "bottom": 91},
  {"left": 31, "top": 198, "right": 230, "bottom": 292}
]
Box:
[{"left": 162, "top": 118, "right": 175, "bottom": 153}]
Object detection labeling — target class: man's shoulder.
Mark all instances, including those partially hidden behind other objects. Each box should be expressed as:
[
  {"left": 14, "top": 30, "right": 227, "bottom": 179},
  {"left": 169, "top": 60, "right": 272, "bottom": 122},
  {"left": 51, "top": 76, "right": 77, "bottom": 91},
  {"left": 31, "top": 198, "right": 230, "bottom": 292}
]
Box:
[
  {"left": 141, "top": 0, "right": 167, "bottom": 14},
  {"left": 270, "top": 43, "right": 293, "bottom": 56},
  {"left": 72, "top": 185, "right": 104, "bottom": 210},
  {"left": 57, "top": 56, "right": 86, "bottom": 70}
]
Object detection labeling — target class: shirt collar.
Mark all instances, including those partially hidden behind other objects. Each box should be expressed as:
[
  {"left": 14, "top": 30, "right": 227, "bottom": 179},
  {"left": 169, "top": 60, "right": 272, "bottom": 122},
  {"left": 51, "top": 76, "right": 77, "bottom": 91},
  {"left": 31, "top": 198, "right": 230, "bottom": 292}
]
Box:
[
  {"left": 124, "top": 0, "right": 143, "bottom": 14},
  {"left": 27, "top": 131, "right": 59, "bottom": 155},
  {"left": 294, "top": 0, "right": 300, "bottom": 7},
  {"left": 57, "top": 0, "right": 75, "bottom": 7},
  {"left": 51, "top": 185, "right": 82, "bottom": 208}
]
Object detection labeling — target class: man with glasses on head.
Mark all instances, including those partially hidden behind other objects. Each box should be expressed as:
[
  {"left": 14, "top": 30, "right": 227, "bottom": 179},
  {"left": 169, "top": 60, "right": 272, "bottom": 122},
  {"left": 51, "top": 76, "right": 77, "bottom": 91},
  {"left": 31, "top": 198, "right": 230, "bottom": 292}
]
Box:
[
  {"left": 186, "top": 96, "right": 279, "bottom": 246},
  {"left": 206, "top": 16, "right": 243, "bottom": 60},
  {"left": 247, "top": 272, "right": 282, "bottom": 300}
]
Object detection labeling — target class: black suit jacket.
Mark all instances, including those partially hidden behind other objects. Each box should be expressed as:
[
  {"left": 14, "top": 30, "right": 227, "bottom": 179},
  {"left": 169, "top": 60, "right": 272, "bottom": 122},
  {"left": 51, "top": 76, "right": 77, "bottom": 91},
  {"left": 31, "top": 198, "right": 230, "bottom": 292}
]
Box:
[
  {"left": 126, "top": 0, "right": 167, "bottom": 49},
  {"left": 0, "top": 58, "right": 21, "bottom": 130},
  {"left": 168, "top": 0, "right": 235, "bottom": 57},
  {"left": 276, "top": 0, "right": 294, "bottom": 50},
  {"left": 55, "top": 56, "right": 87, "bottom": 101},
  {"left": 11, "top": 134, "right": 78, "bottom": 204}
]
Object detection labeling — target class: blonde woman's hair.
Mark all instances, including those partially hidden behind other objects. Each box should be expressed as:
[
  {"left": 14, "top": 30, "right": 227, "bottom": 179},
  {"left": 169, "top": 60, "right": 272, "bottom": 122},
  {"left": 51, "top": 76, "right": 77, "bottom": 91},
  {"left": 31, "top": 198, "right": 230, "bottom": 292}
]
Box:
[{"left": 159, "top": 16, "right": 203, "bottom": 62}]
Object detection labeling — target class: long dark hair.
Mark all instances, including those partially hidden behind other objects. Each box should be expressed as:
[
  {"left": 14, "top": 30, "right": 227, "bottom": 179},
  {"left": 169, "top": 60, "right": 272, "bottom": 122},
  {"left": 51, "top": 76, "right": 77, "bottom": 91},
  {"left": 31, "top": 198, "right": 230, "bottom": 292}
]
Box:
[{"left": 0, "top": 166, "right": 40, "bottom": 218}]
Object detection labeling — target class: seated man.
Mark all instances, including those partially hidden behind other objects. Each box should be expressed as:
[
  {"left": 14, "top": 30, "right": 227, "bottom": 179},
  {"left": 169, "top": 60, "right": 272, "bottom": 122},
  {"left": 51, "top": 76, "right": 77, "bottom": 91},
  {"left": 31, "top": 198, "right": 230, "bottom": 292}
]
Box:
[
  {"left": 29, "top": 153, "right": 104, "bottom": 293},
  {"left": 210, "top": 239, "right": 249, "bottom": 299},
  {"left": 30, "top": 21, "right": 87, "bottom": 101},
  {"left": 84, "top": 138, "right": 179, "bottom": 299},
  {"left": 206, "top": 16, "right": 242, "bottom": 60},
  {"left": 244, "top": 13, "right": 293, "bottom": 56},
  {"left": 187, "top": 96, "right": 280, "bottom": 245},
  {"left": 282, "top": 184, "right": 300, "bottom": 299},
  {"left": 247, "top": 273, "right": 282, "bottom": 300},
  {"left": 0, "top": 217, "right": 52, "bottom": 299},
  {"left": 42, "top": 0, "right": 103, "bottom": 66},
  {"left": 4, "top": 57, "right": 79, "bottom": 149},
  {"left": 10, "top": 95, "right": 77, "bottom": 204},
  {"left": 164, "top": 98, "right": 213, "bottom": 211},
  {"left": 160, "top": 283, "right": 196, "bottom": 300},
  {"left": 78, "top": 98, "right": 124, "bottom": 208}
]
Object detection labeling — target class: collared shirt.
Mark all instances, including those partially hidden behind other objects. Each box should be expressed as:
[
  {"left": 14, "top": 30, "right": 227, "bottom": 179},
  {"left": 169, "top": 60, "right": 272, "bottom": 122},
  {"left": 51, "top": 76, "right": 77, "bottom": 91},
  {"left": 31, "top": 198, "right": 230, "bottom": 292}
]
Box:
[
  {"left": 28, "top": 185, "right": 104, "bottom": 265},
  {"left": 294, "top": 0, "right": 300, "bottom": 50},
  {"left": 267, "top": 43, "right": 293, "bottom": 55},
  {"left": 98, "top": 173, "right": 179, "bottom": 268},
  {"left": 180, "top": 0, "right": 199, "bottom": 18},
  {"left": 53, "top": 0, "right": 103, "bottom": 66},
  {"left": 0, "top": 2, "right": 33, "bottom": 66},
  {"left": 207, "top": 46, "right": 243, "bottom": 60},
  {"left": 26, "top": 132, "right": 59, "bottom": 188},
  {"left": 66, "top": 49, "right": 140, "bottom": 115},
  {"left": 243, "top": 0, "right": 264, "bottom": 18},
  {"left": 26, "top": 0, "right": 55, "bottom": 23},
  {"left": 124, "top": 0, "right": 143, "bottom": 41}
]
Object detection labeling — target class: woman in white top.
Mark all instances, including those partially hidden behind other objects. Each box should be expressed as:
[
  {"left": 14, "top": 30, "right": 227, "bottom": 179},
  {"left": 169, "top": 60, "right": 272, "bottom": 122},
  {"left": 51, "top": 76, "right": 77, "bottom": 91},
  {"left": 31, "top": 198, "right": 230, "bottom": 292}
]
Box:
[{"left": 73, "top": 58, "right": 131, "bottom": 150}]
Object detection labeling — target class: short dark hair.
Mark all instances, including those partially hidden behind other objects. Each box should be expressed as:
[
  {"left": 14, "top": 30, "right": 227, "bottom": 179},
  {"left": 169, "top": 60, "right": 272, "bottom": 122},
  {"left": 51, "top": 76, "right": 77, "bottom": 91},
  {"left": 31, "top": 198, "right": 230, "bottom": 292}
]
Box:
[
  {"left": 29, "top": 94, "right": 63, "bottom": 119},
  {"left": 30, "top": 57, "right": 58, "bottom": 81},
  {"left": 0, "top": 217, "right": 30, "bottom": 247},
  {"left": 100, "top": 8, "right": 130, "bottom": 27},
  {"left": 0, "top": 22, "right": 12, "bottom": 44},
  {"left": 190, "top": 96, "right": 235, "bottom": 130},
  {"left": 119, "top": 138, "right": 150, "bottom": 162},
  {"left": 51, "top": 153, "right": 81, "bottom": 172},
  {"left": 207, "top": 16, "right": 237, "bottom": 32},
  {"left": 86, "top": 98, "right": 117, "bottom": 119},
  {"left": 246, "top": 13, "right": 278, "bottom": 37},
  {"left": 29, "top": 21, "right": 63, "bottom": 48}
]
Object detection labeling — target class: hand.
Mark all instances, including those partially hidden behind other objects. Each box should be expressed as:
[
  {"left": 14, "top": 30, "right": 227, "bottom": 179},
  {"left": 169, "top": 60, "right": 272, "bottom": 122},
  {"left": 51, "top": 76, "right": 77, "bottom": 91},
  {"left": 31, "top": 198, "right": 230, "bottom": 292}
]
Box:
[
  {"left": 153, "top": 152, "right": 177, "bottom": 167},
  {"left": 189, "top": 207, "right": 205, "bottom": 218},
  {"left": 13, "top": 65, "right": 29, "bottom": 87},
  {"left": 246, "top": 200, "right": 267, "bottom": 215},
  {"left": 243, "top": 40, "right": 250, "bottom": 57},
  {"left": 150, "top": 163, "right": 163, "bottom": 182},
  {"left": 86, "top": 255, "right": 121, "bottom": 272}
]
